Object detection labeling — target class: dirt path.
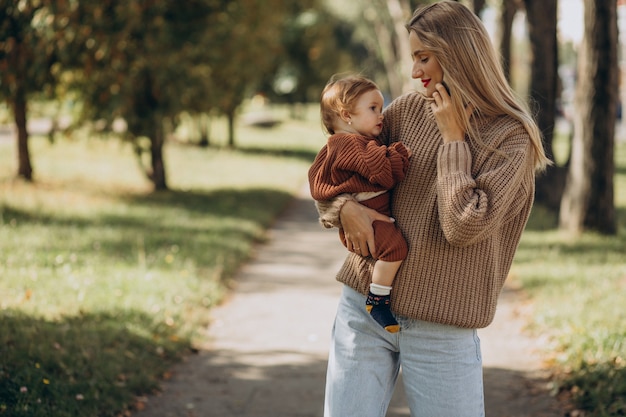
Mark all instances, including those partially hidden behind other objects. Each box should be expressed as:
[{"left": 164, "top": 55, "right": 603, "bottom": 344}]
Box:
[{"left": 135, "top": 186, "right": 565, "bottom": 417}]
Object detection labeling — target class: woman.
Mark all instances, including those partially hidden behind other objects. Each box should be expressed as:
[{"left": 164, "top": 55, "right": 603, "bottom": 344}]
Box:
[{"left": 317, "top": 2, "right": 551, "bottom": 416}]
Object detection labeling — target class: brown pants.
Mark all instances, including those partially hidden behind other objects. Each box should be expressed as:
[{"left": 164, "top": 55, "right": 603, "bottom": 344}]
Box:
[{"left": 339, "top": 193, "right": 408, "bottom": 262}]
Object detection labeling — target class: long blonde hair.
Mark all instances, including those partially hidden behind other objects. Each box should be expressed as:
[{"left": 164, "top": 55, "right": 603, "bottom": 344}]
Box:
[{"left": 406, "top": 1, "right": 551, "bottom": 172}]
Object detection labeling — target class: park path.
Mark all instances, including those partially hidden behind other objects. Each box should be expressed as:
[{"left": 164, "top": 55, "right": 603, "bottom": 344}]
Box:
[{"left": 135, "top": 184, "right": 565, "bottom": 417}]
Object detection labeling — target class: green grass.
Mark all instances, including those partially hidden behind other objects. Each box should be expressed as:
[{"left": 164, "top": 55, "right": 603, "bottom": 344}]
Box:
[
  {"left": 510, "top": 139, "right": 626, "bottom": 416},
  {"left": 0, "top": 106, "right": 325, "bottom": 416}
]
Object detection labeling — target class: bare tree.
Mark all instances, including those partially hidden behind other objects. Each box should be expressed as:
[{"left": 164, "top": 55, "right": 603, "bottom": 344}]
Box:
[
  {"left": 498, "top": 0, "right": 522, "bottom": 82},
  {"left": 356, "top": 0, "right": 486, "bottom": 99},
  {"left": 0, "top": 2, "right": 63, "bottom": 181},
  {"left": 522, "top": 0, "right": 565, "bottom": 210},
  {"left": 559, "top": 0, "right": 618, "bottom": 234},
  {"left": 365, "top": 0, "right": 414, "bottom": 98},
  {"left": 471, "top": 0, "right": 487, "bottom": 15}
]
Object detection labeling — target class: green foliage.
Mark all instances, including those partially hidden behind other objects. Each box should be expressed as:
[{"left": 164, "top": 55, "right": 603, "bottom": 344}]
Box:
[
  {"left": 0, "top": 0, "right": 59, "bottom": 99},
  {"left": 71, "top": 0, "right": 215, "bottom": 132},
  {"left": 64, "top": 0, "right": 340, "bottom": 184},
  {"left": 0, "top": 0, "right": 374, "bottom": 184},
  {"left": 562, "top": 362, "right": 626, "bottom": 416},
  {"left": 264, "top": 5, "right": 368, "bottom": 103}
]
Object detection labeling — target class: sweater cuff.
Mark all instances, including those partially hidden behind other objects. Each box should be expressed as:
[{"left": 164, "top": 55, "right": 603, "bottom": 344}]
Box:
[
  {"left": 437, "top": 141, "right": 472, "bottom": 176},
  {"left": 315, "top": 194, "right": 357, "bottom": 229}
]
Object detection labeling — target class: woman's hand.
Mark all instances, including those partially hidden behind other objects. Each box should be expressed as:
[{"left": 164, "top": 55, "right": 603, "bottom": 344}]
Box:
[
  {"left": 430, "top": 83, "right": 474, "bottom": 143},
  {"left": 340, "top": 200, "right": 395, "bottom": 257}
]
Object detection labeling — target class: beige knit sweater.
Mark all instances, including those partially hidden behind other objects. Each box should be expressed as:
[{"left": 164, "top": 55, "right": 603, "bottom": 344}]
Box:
[{"left": 317, "top": 92, "right": 536, "bottom": 329}]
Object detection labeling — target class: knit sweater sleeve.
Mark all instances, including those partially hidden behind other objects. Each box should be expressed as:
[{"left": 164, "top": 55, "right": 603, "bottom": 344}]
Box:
[
  {"left": 436, "top": 121, "right": 535, "bottom": 247},
  {"left": 332, "top": 135, "right": 409, "bottom": 190}
]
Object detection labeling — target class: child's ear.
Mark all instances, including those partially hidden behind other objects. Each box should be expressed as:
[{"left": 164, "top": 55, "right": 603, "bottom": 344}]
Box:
[{"left": 340, "top": 109, "right": 351, "bottom": 123}]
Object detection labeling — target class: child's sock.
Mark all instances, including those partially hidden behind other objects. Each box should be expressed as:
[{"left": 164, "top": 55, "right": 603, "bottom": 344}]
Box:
[{"left": 366, "top": 284, "right": 399, "bottom": 333}]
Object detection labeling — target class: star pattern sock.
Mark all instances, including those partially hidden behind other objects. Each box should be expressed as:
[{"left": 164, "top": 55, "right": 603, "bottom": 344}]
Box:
[{"left": 366, "top": 292, "right": 400, "bottom": 333}]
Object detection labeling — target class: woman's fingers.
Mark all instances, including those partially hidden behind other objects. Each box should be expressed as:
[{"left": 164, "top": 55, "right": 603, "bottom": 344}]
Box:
[{"left": 340, "top": 200, "right": 393, "bottom": 258}]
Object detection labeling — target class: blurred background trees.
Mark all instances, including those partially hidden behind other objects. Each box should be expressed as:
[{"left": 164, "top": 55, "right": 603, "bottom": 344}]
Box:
[
  {"left": 559, "top": 0, "right": 618, "bottom": 234},
  {"left": 0, "top": 0, "right": 620, "bottom": 234},
  {"left": 0, "top": 0, "right": 65, "bottom": 181}
]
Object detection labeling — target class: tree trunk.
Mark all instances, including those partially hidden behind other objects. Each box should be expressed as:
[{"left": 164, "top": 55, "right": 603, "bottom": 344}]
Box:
[
  {"left": 559, "top": 0, "right": 617, "bottom": 234},
  {"left": 150, "top": 122, "right": 168, "bottom": 191},
  {"left": 371, "top": 0, "right": 413, "bottom": 98},
  {"left": 371, "top": 16, "right": 403, "bottom": 98},
  {"left": 387, "top": 0, "right": 414, "bottom": 95},
  {"left": 524, "top": 0, "right": 564, "bottom": 210},
  {"left": 498, "top": 0, "right": 520, "bottom": 82},
  {"left": 227, "top": 110, "right": 236, "bottom": 148},
  {"left": 197, "top": 114, "right": 210, "bottom": 148},
  {"left": 12, "top": 87, "right": 33, "bottom": 181},
  {"left": 472, "top": 0, "right": 486, "bottom": 15}
]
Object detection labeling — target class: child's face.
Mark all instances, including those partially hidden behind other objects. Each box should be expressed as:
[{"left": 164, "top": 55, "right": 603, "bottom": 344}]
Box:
[{"left": 347, "top": 89, "right": 384, "bottom": 138}]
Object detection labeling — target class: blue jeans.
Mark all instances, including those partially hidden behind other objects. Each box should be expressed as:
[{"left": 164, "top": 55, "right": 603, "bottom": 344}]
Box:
[{"left": 324, "top": 285, "right": 485, "bottom": 417}]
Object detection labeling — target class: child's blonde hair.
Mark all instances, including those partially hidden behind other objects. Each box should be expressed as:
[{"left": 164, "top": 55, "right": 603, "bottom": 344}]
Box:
[{"left": 320, "top": 74, "right": 380, "bottom": 135}]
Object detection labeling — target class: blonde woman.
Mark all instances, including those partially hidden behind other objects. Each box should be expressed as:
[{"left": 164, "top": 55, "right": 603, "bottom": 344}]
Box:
[{"left": 318, "top": 2, "right": 551, "bottom": 416}]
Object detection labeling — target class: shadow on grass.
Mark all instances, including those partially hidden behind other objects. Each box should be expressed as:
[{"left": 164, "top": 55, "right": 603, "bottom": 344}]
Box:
[
  {"left": 123, "top": 187, "right": 295, "bottom": 220},
  {"left": 0, "top": 309, "right": 191, "bottom": 417},
  {"left": 234, "top": 145, "right": 319, "bottom": 162},
  {"left": 0, "top": 187, "right": 295, "bottom": 283},
  {"left": 197, "top": 142, "right": 319, "bottom": 163},
  {"left": 1, "top": 187, "right": 293, "bottom": 224}
]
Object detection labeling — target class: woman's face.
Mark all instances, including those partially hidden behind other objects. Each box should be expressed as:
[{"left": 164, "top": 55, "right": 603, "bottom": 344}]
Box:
[{"left": 409, "top": 31, "right": 444, "bottom": 98}]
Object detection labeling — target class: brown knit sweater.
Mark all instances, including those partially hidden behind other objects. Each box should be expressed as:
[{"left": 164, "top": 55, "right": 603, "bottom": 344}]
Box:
[
  {"left": 317, "top": 92, "right": 536, "bottom": 329},
  {"left": 308, "top": 133, "right": 410, "bottom": 201}
]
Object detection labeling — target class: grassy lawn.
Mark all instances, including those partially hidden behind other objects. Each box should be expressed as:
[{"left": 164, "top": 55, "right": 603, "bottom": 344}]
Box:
[
  {"left": 511, "top": 138, "right": 626, "bottom": 416},
  {"left": 0, "top": 107, "right": 325, "bottom": 416}
]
